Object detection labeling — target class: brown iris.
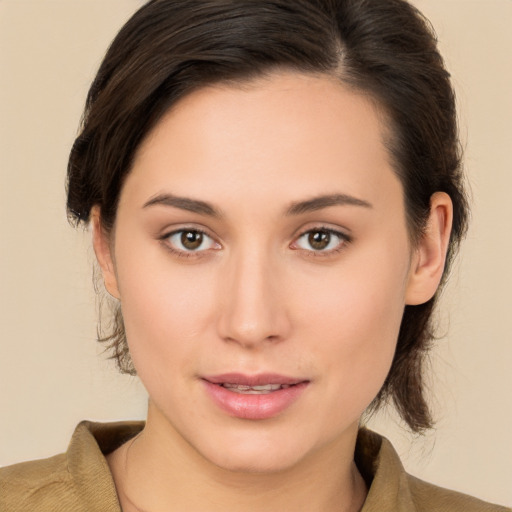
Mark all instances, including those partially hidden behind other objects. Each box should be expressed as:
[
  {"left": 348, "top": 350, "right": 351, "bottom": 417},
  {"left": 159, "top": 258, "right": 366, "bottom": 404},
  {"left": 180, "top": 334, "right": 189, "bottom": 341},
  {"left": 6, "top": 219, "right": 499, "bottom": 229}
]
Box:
[
  {"left": 308, "top": 230, "right": 331, "bottom": 250},
  {"left": 181, "top": 231, "right": 203, "bottom": 250}
]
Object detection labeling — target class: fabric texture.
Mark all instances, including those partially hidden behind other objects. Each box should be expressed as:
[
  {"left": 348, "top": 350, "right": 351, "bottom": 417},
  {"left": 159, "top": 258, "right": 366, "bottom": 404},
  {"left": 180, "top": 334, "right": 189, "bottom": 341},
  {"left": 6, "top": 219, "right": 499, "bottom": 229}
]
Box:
[{"left": 0, "top": 421, "right": 509, "bottom": 512}]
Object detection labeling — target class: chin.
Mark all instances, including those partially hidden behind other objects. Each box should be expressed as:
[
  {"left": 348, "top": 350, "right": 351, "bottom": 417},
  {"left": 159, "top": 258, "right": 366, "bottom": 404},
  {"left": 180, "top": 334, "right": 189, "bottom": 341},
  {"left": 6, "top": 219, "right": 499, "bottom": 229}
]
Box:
[
  {"left": 190, "top": 420, "right": 333, "bottom": 475},
  {"left": 203, "top": 441, "right": 306, "bottom": 474}
]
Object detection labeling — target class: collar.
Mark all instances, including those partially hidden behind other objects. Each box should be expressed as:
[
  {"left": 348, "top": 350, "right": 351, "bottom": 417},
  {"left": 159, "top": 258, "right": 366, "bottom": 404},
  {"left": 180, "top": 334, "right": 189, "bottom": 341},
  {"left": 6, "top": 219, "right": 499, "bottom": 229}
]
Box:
[{"left": 66, "top": 420, "right": 416, "bottom": 512}]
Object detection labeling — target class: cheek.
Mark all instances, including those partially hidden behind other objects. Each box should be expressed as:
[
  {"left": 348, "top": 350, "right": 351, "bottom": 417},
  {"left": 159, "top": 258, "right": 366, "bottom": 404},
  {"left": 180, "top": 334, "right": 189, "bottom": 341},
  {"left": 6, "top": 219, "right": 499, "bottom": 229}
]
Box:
[
  {"left": 113, "top": 241, "right": 218, "bottom": 374},
  {"left": 295, "top": 246, "right": 408, "bottom": 340},
  {"left": 291, "top": 243, "right": 409, "bottom": 404}
]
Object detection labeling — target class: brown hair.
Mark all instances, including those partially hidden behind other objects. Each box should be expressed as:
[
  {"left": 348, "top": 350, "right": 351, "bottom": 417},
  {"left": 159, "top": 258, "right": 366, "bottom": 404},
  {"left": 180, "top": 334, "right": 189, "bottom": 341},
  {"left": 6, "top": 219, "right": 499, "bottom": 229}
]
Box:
[{"left": 67, "top": 0, "right": 468, "bottom": 433}]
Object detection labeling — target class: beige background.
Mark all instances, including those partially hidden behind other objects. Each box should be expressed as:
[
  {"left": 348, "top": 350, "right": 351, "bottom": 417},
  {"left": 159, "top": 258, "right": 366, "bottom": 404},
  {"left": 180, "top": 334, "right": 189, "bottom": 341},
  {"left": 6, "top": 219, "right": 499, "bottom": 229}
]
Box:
[{"left": 0, "top": 0, "right": 510, "bottom": 507}]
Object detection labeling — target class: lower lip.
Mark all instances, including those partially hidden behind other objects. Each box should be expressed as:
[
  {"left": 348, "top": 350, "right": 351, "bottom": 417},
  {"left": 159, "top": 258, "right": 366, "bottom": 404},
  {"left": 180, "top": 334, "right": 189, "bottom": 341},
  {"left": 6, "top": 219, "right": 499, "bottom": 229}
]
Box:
[{"left": 202, "top": 380, "right": 309, "bottom": 420}]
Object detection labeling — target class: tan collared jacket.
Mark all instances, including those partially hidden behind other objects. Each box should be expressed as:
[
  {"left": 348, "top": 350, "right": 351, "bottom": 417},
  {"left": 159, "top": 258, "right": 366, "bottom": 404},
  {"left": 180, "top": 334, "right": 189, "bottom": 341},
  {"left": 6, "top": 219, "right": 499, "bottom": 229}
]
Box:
[{"left": 0, "top": 421, "right": 509, "bottom": 512}]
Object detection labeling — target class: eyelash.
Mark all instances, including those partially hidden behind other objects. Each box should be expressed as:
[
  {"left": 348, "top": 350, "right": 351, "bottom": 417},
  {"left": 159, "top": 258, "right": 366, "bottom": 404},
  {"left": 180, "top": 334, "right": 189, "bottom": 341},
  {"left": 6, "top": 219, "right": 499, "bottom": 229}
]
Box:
[
  {"left": 159, "top": 226, "right": 351, "bottom": 259},
  {"left": 159, "top": 227, "right": 218, "bottom": 259},
  {"left": 291, "top": 226, "right": 352, "bottom": 257}
]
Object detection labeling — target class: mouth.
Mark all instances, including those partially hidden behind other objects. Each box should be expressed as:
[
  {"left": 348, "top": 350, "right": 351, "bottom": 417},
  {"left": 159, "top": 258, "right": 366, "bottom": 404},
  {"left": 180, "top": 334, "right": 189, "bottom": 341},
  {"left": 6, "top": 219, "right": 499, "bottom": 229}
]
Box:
[
  {"left": 201, "top": 373, "right": 309, "bottom": 419},
  {"left": 218, "top": 382, "right": 296, "bottom": 394},
  {"left": 203, "top": 373, "right": 307, "bottom": 391}
]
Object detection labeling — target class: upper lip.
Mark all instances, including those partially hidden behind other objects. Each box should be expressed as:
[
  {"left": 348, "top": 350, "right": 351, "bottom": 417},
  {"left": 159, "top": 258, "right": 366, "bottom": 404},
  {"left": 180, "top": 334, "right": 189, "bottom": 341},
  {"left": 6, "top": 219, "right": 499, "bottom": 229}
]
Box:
[{"left": 203, "top": 373, "right": 308, "bottom": 386}]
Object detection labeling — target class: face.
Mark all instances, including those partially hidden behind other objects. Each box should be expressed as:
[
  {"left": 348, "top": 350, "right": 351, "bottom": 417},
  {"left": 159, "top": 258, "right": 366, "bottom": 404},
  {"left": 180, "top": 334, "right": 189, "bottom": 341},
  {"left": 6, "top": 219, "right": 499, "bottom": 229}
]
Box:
[{"left": 97, "top": 71, "right": 432, "bottom": 473}]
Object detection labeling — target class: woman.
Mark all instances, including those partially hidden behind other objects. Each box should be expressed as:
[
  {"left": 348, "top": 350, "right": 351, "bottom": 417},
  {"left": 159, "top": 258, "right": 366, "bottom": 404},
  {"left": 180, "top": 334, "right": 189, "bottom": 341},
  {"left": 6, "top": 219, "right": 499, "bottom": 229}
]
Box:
[{"left": 1, "top": 1, "right": 509, "bottom": 511}]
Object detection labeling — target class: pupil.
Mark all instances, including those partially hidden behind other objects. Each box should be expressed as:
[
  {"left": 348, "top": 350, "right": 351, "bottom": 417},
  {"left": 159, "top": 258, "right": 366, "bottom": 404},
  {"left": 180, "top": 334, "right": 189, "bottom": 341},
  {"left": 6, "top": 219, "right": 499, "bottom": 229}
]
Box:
[
  {"left": 309, "top": 231, "right": 330, "bottom": 250},
  {"left": 181, "top": 231, "right": 203, "bottom": 250}
]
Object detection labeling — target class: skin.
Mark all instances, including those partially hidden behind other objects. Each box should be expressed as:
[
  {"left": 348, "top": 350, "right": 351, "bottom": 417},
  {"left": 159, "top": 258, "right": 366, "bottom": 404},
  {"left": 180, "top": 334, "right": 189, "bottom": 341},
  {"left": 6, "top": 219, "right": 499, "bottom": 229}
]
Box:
[{"left": 94, "top": 71, "right": 452, "bottom": 512}]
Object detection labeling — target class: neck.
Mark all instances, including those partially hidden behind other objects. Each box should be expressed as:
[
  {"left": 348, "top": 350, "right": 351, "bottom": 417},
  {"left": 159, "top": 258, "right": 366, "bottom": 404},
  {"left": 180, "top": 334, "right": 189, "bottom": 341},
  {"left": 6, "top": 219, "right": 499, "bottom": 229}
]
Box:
[{"left": 108, "top": 404, "right": 367, "bottom": 512}]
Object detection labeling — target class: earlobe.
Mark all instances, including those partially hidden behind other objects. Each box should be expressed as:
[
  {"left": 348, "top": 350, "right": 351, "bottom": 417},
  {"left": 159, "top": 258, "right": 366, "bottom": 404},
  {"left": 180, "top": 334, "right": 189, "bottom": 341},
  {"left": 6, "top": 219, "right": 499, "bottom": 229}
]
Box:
[
  {"left": 90, "top": 206, "right": 120, "bottom": 299},
  {"left": 405, "top": 192, "right": 453, "bottom": 306}
]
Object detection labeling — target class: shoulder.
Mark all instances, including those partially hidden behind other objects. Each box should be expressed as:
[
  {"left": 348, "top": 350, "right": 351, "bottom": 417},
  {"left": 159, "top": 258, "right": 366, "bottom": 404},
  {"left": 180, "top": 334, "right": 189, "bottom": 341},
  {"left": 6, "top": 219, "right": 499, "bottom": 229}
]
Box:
[
  {"left": 0, "top": 420, "right": 142, "bottom": 512},
  {"left": 0, "top": 453, "right": 83, "bottom": 512},
  {"left": 357, "top": 428, "right": 511, "bottom": 512},
  {"left": 406, "top": 474, "right": 511, "bottom": 512}
]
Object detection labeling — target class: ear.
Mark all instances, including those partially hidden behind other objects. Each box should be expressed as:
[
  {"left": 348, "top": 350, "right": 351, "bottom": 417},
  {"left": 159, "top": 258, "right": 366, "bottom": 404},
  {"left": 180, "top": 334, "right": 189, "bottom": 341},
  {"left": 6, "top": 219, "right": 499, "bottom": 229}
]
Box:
[
  {"left": 405, "top": 192, "right": 453, "bottom": 305},
  {"left": 90, "top": 206, "right": 120, "bottom": 299}
]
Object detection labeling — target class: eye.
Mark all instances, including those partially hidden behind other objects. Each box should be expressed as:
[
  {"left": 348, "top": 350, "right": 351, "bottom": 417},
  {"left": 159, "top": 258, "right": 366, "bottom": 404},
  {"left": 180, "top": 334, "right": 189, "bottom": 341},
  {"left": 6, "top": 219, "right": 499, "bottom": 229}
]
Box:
[
  {"left": 292, "top": 228, "right": 349, "bottom": 254},
  {"left": 164, "top": 229, "right": 219, "bottom": 253}
]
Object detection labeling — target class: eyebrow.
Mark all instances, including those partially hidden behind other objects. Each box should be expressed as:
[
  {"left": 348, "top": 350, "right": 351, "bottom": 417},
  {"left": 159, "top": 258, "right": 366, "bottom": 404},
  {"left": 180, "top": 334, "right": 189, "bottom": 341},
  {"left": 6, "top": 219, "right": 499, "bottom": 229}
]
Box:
[
  {"left": 142, "top": 192, "right": 372, "bottom": 218},
  {"left": 142, "top": 193, "right": 222, "bottom": 218},
  {"left": 285, "top": 194, "right": 372, "bottom": 216}
]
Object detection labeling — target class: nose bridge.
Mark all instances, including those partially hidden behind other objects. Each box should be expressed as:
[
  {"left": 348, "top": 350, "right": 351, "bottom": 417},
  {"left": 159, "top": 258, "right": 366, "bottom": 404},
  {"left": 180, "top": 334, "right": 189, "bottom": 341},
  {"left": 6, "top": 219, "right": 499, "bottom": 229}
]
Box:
[{"left": 217, "top": 242, "right": 288, "bottom": 347}]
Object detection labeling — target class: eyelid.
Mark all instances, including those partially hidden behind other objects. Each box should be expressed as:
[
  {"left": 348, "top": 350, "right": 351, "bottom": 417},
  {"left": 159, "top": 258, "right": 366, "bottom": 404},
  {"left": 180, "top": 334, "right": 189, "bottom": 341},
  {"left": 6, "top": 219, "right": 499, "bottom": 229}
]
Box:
[
  {"left": 159, "top": 226, "right": 222, "bottom": 256},
  {"left": 157, "top": 223, "right": 351, "bottom": 258},
  {"left": 290, "top": 225, "right": 352, "bottom": 255}
]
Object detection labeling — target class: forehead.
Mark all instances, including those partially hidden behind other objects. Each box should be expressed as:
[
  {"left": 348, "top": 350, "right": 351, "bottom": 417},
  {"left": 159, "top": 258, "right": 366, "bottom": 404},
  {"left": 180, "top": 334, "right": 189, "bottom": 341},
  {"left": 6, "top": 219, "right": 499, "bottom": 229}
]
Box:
[{"left": 123, "top": 71, "right": 400, "bottom": 213}]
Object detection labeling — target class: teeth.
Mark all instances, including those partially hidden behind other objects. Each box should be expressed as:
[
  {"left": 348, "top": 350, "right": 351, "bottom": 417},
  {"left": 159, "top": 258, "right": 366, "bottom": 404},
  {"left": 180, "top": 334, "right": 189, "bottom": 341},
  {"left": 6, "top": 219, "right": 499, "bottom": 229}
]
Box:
[
  {"left": 221, "top": 383, "right": 289, "bottom": 394},
  {"left": 251, "top": 384, "right": 281, "bottom": 391}
]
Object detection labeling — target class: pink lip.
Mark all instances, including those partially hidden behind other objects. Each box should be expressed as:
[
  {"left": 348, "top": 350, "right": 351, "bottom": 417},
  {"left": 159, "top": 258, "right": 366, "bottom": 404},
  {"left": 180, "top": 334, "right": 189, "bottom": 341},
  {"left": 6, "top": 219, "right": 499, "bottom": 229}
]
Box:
[{"left": 202, "top": 373, "right": 309, "bottom": 420}]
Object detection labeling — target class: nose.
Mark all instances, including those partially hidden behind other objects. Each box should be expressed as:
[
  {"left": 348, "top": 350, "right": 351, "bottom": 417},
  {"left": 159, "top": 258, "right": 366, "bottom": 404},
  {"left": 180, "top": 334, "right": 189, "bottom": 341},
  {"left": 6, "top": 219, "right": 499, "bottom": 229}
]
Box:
[{"left": 216, "top": 247, "right": 291, "bottom": 348}]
